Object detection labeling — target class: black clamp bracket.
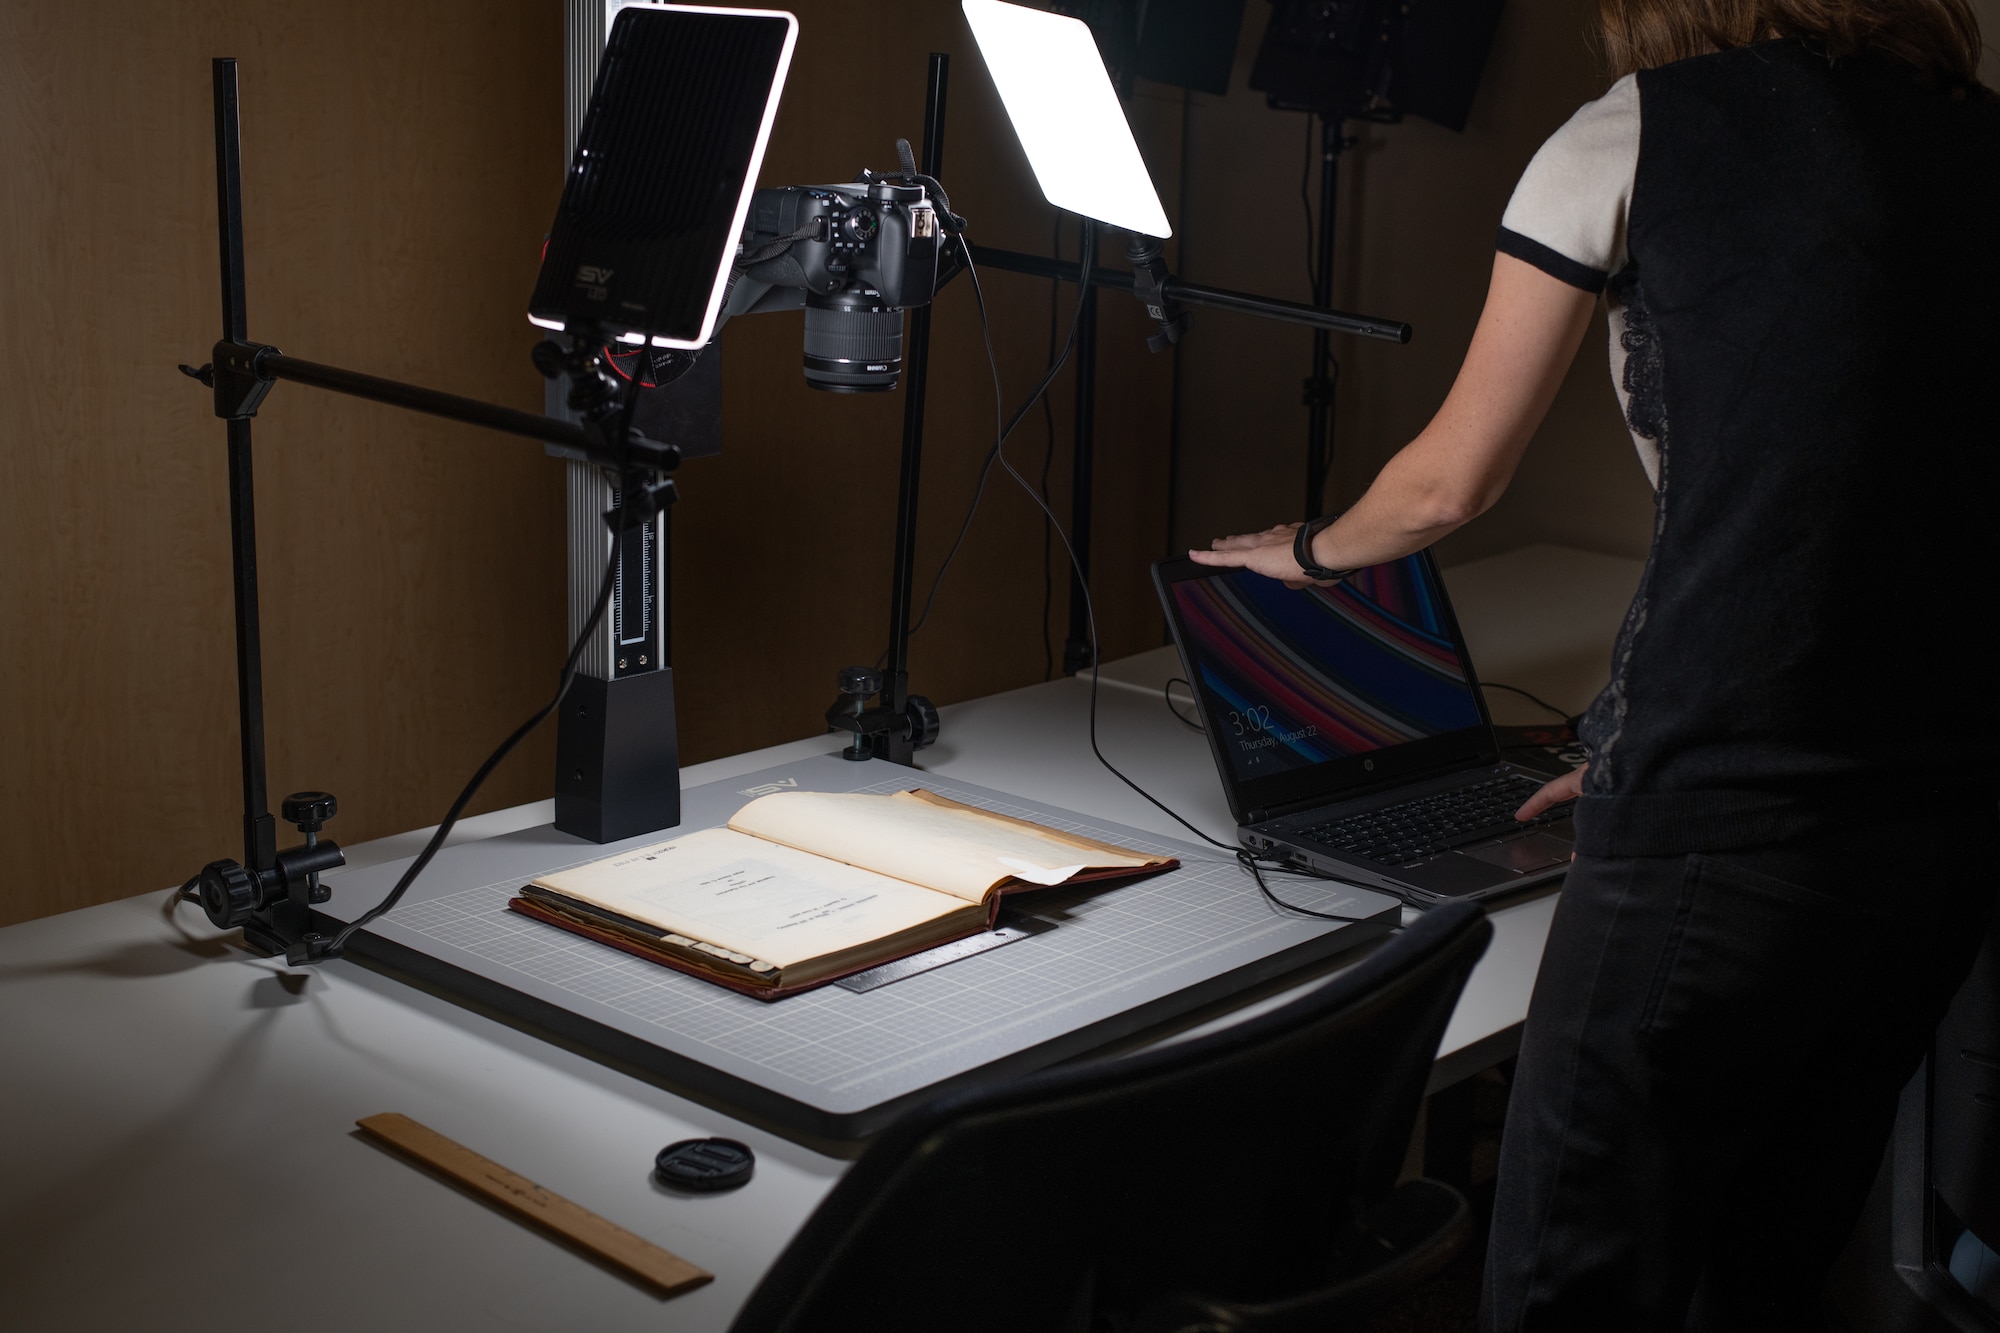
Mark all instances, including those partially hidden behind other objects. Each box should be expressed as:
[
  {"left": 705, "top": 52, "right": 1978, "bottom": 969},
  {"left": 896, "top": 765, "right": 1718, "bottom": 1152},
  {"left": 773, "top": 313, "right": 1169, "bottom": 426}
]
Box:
[
  {"left": 534, "top": 337, "right": 684, "bottom": 534},
  {"left": 824, "top": 667, "right": 939, "bottom": 763},
  {"left": 179, "top": 338, "right": 280, "bottom": 420},
  {"left": 1301, "top": 365, "right": 1341, "bottom": 409},
  {"left": 1123, "top": 234, "right": 1190, "bottom": 354},
  {"left": 189, "top": 790, "right": 346, "bottom": 961}
]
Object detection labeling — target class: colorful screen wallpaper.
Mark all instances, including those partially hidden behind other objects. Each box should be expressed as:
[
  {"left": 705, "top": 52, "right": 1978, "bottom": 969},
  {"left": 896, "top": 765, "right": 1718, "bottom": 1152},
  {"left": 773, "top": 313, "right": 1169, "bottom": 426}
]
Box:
[{"left": 1171, "top": 557, "right": 1484, "bottom": 782}]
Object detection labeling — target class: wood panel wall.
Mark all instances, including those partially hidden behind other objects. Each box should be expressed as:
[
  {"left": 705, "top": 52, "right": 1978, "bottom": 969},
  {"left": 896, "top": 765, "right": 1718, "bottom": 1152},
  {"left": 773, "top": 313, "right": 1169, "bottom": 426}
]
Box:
[
  {"left": 0, "top": 1, "right": 1181, "bottom": 926},
  {"left": 0, "top": 1, "right": 567, "bottom": 926}
]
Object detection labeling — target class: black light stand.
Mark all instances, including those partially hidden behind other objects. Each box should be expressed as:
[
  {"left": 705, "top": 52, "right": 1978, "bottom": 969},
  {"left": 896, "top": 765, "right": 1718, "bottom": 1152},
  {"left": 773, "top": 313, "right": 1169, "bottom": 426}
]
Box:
[
  {"left": 823, "top": 53, "right": 951, "bottom": 766},
  {"left": 1303, "top": 114, "right": 1349, "bottom": 520},
  {"left": 1291, "top": 107, "right": 1406, "bottom": 520},
  {"left": 961, "top": 233, "right": 1409, "bottom": 674},
  {"left": 1249, "top": 0, "right": 1507, "bottom": 518},
  {"left": 180, "top": 58, "right": 681, "bottom": 961},
  {"left": 828, "top": 49, "right": 1413, "bottom": 753}
]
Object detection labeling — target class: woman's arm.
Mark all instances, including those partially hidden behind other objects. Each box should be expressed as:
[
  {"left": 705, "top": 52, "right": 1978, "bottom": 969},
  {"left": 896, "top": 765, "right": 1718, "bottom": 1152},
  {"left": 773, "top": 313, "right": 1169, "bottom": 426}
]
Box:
[{"left": 1188, "top": 251, "right": 1599, "bottom": 584}]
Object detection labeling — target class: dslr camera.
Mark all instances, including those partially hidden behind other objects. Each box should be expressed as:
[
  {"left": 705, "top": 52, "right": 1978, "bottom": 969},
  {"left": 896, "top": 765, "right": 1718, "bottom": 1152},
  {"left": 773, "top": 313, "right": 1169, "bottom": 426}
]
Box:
[{"left": 724, "top": 173, "right": 945, "bottom": 392}]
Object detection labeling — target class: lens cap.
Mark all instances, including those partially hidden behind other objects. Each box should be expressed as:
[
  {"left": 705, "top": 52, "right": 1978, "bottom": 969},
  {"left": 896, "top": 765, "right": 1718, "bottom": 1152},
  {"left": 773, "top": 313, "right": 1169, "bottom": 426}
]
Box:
[{"left": 655, "top": 1137, "right": 755, "bottom": 1192}]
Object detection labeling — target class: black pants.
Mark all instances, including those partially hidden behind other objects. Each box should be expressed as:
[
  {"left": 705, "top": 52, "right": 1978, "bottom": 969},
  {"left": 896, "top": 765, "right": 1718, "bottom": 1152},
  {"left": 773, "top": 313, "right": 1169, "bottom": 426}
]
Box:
[{"left": 1481, "top": 818, "right": 1999, "bottom": 1331}]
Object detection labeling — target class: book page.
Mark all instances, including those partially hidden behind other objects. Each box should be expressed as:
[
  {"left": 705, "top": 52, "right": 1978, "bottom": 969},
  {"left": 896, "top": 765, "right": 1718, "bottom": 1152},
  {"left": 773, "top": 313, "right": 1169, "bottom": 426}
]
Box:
[
  {"left": 528, "top": 827, "right": 967, "bottom": 968},
  {"left": 726, "top": 790, "right": 1161, "bottom": 904}
]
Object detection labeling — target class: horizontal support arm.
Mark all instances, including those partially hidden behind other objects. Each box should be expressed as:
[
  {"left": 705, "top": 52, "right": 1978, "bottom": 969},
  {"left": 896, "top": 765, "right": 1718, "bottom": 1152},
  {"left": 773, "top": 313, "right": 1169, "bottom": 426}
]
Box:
[
  {"left": 194, "top": 340, "right": 678, "bottom": 479},
  {"left": 961, "top": 243, "right": 1412, "bottom": 344},
  {"left": 256, "top": 351, "right": 594, "bottom": 450}
]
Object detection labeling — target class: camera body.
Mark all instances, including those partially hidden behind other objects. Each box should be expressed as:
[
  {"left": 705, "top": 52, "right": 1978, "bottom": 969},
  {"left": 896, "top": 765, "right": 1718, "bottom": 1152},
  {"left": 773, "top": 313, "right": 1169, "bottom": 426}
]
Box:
[{"left": 727, "top": 180, "right": 941, "bottom": 392}]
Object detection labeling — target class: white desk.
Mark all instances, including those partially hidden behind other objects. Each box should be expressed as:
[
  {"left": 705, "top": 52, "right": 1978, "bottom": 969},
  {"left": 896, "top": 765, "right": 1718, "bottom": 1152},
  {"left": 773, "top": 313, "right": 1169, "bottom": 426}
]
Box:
[{"left": 0, "top": 544, "right": 1638, "bottom": 1332}]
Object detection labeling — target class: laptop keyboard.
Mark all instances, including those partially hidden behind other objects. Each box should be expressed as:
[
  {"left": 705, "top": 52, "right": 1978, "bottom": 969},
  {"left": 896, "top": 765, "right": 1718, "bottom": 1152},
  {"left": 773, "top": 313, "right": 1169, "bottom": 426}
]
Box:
[{"left": 1296, "top": 775, "right": 1572, "bottom": 867}]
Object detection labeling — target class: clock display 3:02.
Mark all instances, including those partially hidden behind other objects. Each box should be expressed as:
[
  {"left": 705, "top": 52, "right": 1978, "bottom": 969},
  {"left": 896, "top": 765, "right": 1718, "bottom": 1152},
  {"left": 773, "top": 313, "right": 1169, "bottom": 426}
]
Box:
[{"left": 1225, "top": 705, "right": 1319, "bottom": 753}]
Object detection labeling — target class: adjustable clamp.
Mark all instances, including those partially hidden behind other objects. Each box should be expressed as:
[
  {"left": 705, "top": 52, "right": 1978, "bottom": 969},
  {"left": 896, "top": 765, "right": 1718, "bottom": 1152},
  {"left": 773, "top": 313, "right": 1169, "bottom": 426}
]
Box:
[
  {"left": 825, "top": 667, "right": 939, "bottom": 762},
  {"left": 533, "top": 337, "right": 684, "bottom": 534},
  {"left": 1301, "top": 368, "right": 1341, "bottom": 409},
  {"left": 1123, "top": 235, "right": 1190, "bottom": 353},
  {"left": 178, "top": 339, "right": 280, "bottom": 419},
  {"left": 191, "top": 790, "right": 345, "bottom": 958}
]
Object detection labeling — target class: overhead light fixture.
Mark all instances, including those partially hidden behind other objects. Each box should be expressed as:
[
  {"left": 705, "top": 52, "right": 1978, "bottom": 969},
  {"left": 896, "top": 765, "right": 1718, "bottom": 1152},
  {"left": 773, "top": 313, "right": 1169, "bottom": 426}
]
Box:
[{"left": 960, "top": 0, "right": 1172, "bottom": 239}]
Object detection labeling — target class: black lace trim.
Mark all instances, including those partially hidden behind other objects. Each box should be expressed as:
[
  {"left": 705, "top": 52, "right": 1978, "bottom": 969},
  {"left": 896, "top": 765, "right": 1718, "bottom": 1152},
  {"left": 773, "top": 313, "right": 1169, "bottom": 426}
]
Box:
[
  {"left": 1582, "top": 263, "right": 1670, "bottom": 794},
  {"left": 1609, "top": 263, "right": 1667, "bottom": 443}
]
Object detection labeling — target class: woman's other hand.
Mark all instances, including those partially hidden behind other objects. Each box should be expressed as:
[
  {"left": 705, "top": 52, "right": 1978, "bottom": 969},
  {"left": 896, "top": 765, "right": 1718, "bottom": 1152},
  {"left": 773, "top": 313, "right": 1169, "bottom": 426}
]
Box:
[{"left": 1517, "top": 764, "right": 1586, "bottom": 820}]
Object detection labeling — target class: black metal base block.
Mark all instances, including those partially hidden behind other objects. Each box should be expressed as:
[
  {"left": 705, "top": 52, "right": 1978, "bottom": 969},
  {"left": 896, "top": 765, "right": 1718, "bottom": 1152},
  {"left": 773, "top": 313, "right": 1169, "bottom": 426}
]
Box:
[{"left": 554, "top": 668, "right": 680, "bottom": 843}]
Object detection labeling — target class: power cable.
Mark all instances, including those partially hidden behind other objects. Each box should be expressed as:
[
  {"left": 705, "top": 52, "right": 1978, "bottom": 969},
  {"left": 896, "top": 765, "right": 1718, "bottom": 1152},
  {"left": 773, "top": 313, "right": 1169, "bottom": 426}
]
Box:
[
  {"left": 1480, "top": 681, "right": 1574, "bottom": 723},
  {"left": 956, "top": 245, "right": 1370, "bottom": 924},
  {"left": 902, "top": 230, "right": 1097, "bottom": 647},
  {"left": 321, "top": 548, "right": 619, "bottom": 957}
]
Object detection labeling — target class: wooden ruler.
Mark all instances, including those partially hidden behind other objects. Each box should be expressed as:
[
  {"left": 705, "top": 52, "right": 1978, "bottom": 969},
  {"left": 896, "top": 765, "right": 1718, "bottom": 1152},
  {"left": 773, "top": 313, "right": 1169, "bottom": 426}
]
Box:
[{"left": 356, "top": 1112, "right": 713, "bottom": 1298}]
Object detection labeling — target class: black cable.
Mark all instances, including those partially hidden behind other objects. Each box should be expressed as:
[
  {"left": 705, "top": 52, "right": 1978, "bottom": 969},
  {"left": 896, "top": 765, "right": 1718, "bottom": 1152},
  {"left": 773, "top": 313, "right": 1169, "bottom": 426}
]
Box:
[
  {"left": 957, "top": 249, "right": 1369, "bottom": 924},
  {"left": 1235, "top": 847, "right": 1375, "bottom": 923},
  {"left": 321, "top": 541, "right": 621, "bottom": 958},
  {"left": 903, "top": 231, "right": 1097, "bottom": 644},
  {"left": 1163, "top": 677, "right": 1203, "bottom": 732},
  {"left": 1480, "top": 681, "right": 1573, "bottom": 723}
]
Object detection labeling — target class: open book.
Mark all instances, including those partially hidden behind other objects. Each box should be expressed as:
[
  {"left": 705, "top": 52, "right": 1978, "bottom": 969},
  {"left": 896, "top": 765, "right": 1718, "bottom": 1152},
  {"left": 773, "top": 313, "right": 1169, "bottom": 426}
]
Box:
[{"left": 508, "top": 789, "right": 1177, "bottom": 999}]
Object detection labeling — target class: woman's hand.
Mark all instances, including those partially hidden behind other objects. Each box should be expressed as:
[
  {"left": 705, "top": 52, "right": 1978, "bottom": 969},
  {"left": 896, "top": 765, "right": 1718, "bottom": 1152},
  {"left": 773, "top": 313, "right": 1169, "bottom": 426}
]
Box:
[
  {"left": 1190, "top": 523, "right": 1319, "bottom": 587},
  {"left": 1516, "top": 764, "right": 1586, "bottom": 821}
]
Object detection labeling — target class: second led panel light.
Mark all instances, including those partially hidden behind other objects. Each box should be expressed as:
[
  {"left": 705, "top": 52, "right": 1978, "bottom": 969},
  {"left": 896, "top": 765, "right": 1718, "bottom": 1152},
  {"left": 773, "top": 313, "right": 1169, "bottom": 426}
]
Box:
[{"left": 961, "top": 0, "right": 1172, "bottom": 239}]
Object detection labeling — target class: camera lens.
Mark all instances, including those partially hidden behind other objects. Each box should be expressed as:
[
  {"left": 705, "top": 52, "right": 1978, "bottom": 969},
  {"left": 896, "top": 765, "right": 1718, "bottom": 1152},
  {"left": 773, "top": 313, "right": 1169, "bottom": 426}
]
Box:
[{"left": 803, "top": 290, "right": 902, "bottom": 393}]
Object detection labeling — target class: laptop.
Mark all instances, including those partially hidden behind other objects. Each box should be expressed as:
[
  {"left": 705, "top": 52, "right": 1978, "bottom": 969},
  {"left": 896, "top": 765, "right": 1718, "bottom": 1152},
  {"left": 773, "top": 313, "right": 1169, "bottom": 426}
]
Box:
[{"left": 1153, "top": 552, "right": 1576, "bottom": 906}]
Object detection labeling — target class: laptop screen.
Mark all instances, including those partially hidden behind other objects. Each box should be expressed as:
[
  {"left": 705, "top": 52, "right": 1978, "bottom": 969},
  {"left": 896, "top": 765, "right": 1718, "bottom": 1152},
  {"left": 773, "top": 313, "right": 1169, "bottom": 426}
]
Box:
[{"left": 1157, "top": 553, "right": 1495, "bottom": 819}]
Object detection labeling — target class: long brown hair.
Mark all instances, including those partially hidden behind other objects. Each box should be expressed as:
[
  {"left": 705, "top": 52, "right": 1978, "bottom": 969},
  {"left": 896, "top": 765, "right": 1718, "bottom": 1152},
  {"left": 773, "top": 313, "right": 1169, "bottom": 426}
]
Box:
[{"left": 1596, "top": 0, "right": 1986, "bottom": 87}]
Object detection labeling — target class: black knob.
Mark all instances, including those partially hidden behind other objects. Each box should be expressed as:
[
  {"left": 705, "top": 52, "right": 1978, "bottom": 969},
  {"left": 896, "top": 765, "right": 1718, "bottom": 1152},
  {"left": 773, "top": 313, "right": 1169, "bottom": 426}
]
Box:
[
  {"left": 531, "top": 339, "right": 568, "bottom": 380},
  {"left": 838, "top": 666, "right": 882, "bottom": 697},
  {"left": 282, "top": 791, "right": 338, "bottom": 833},
  {"left": 905, "top": 695, "right": 940, "bottom": 750},
  {"left": 198, "top": 859, "right": 260, "bottom": 930}
]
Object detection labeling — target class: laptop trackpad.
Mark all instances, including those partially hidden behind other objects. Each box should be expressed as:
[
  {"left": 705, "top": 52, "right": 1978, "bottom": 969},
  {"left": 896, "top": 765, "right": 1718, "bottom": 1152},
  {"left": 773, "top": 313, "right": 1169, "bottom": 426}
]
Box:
[{"left": 1461, "top": 833, "right": 1573, "bottom": 874}]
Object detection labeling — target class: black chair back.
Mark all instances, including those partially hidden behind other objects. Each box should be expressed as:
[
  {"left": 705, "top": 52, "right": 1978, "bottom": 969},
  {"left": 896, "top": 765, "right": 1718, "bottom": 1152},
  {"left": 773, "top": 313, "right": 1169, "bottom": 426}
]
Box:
[{"left": 730, "top": 899, "right": 1493, "bottom": 1333}]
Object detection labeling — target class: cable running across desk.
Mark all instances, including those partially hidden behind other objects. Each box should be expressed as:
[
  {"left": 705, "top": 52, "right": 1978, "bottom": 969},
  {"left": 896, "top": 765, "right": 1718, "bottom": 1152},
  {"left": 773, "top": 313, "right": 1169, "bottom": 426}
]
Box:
[
  {"left": 172, "top": 531, "right": 621, "bottom": 957},
  {"left": 322, "top": 552, "right": 618, "bottom": 957},
  {"left": 955, "top": 247, "right": 1371, "bottom": 925}
]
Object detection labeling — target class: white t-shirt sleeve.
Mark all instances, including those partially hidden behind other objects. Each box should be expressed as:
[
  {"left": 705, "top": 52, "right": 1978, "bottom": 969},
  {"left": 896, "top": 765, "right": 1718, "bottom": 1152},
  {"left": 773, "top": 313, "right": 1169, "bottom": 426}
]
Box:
[{"left": 1497, "top": 74, "right": 1640, "bottom": 293}]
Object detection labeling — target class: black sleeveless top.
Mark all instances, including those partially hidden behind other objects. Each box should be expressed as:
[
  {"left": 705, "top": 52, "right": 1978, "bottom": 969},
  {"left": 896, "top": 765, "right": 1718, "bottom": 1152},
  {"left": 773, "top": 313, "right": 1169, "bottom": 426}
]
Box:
[{"left": 1500, "top": 41, "right": 2000, "bottom": 855}]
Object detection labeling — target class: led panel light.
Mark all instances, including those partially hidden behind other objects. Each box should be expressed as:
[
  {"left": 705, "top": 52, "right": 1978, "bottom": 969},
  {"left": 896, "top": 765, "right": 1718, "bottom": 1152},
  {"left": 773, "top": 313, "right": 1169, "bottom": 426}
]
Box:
[
  {"left": 529, "top": 4, "right": 798, "bottom": 349},
  {"left": 961, "top": 0, "right": 1172, "bottom": 238}
]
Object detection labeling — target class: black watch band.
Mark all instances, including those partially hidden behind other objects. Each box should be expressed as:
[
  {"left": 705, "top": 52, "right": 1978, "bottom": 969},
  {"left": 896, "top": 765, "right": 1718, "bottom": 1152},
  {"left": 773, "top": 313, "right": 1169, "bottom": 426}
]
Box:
[{"left": 1293, "top": 515, "right": 1357, "bottom": 582}]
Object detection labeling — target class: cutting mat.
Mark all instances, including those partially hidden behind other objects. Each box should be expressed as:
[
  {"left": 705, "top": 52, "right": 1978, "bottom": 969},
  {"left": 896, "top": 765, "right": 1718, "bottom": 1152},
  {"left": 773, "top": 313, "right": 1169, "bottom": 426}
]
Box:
[{"left": 319, "top": 753, "right": 1399, "bottom": 1138}]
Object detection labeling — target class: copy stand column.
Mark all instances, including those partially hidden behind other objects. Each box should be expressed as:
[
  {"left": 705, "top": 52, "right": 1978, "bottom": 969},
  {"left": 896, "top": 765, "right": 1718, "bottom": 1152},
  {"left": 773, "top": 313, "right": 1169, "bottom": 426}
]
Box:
[
  {"left": 553, "top": 459, "right": 679, "bottom": 843},
  {"left": 549, "top": 6, "right": 677, "bottom": 842}
]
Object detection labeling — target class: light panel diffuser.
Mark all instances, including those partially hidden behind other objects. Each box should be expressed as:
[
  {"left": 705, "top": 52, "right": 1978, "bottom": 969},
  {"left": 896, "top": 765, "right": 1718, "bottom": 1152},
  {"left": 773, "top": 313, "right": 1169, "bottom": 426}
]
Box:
[{"left": 961, "top": 0, "right": 1172, "bottom": 238}]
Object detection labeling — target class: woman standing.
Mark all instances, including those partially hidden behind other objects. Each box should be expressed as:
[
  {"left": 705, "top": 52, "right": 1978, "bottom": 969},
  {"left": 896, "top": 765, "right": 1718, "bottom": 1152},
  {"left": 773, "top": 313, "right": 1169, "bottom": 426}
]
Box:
[{"left": 1192, "top": 3, "right": 1998, "bottom": 1325}]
